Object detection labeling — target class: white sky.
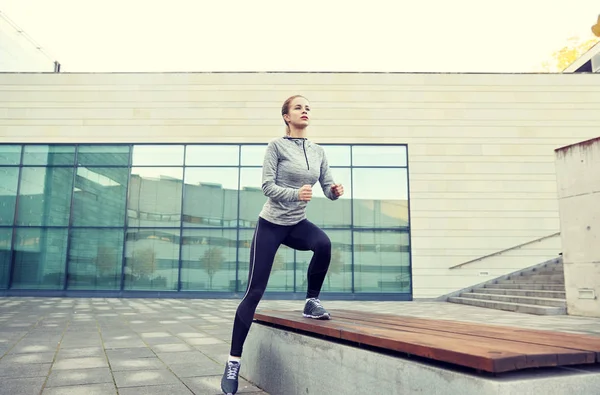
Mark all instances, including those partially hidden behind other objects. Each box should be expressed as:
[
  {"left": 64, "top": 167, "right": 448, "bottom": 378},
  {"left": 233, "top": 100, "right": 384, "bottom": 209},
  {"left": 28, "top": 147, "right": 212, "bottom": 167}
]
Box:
[{"left": 0, "top": 0, "right": 598, "bottom": 72}]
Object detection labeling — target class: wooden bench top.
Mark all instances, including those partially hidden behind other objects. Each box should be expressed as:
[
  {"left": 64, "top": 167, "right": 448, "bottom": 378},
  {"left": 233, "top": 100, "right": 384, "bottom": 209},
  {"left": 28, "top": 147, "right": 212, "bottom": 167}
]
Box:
[{"left": 253, "top": 309, "right": 600, "bottom": 374}]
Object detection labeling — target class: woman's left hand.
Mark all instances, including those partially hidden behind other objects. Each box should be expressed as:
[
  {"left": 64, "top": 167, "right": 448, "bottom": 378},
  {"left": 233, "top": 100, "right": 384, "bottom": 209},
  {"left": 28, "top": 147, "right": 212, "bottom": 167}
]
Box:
[{"left": 331, "top": 184, "right": 344, "bottom": 197}]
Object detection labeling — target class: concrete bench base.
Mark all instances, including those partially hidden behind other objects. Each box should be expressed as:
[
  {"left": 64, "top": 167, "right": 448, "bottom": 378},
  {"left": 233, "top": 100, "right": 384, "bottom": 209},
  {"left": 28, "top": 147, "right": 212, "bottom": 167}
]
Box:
[{"left": 243, "top": 323, "right": 600, "bottom": 395}]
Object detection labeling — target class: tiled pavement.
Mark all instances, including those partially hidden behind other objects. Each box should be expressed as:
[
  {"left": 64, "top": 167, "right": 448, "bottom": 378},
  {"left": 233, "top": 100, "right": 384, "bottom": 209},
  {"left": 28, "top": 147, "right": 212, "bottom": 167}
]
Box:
[{"left": 1, "top": 297, "right": 599, "bottom": 395}]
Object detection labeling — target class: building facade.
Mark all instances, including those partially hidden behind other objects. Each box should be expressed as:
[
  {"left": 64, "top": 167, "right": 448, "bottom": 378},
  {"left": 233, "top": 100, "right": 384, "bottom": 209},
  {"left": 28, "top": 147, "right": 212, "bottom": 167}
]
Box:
[{"left": 1, "top": 72, "right": 599, "bottom": 299}]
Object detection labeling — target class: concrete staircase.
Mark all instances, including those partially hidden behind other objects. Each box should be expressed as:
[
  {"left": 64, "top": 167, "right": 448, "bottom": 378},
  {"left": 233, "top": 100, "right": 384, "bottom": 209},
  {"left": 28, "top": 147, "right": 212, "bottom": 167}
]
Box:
[{"left": 447, "top": 258, "right": 566, "bottom": 315}]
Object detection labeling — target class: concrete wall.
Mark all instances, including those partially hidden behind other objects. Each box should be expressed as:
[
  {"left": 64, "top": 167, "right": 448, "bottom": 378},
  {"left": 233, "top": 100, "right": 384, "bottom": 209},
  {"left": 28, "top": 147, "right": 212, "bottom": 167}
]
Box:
[
  {"left": 555, "top": 137, "right": 600, "bottom": 317},
  {"left": 1, "top": 72, "right": 600, "bottom": 298}
]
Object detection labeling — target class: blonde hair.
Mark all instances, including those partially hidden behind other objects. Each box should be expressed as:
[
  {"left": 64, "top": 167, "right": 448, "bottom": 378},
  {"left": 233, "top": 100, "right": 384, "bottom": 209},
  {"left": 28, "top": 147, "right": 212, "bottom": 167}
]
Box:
[{"left": 281, "top": 95, "right": 307, "bottom": 135}]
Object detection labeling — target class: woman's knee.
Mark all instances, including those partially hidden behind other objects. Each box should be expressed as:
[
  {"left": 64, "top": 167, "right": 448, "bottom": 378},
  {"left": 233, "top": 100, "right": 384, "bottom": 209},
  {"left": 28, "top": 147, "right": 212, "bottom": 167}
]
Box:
[{"left": 313, "top": 234, "right": 331, "bottom": 253}]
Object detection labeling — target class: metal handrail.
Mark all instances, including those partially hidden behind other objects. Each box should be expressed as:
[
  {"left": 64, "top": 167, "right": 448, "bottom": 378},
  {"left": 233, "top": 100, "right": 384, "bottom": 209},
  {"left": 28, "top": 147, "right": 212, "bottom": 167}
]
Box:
[{"left": 448, "top": 232, "right": 561, "bottom": 270}]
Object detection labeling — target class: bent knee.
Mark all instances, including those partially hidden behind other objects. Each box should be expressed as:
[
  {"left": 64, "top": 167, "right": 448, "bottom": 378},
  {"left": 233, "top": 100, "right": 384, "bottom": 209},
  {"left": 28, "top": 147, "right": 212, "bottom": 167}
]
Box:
[{"left": 314, "top": 236, "right": 331, "bottom": 252}]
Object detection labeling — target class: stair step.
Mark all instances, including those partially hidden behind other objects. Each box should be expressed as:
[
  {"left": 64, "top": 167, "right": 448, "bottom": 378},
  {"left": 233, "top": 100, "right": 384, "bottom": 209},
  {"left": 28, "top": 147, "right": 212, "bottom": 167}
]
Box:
[
  {"left": 474, "top": 288, "right": 566, "bottom": 299},
  {"left": 459, "top": 292, "right": 566, "bottom": 307},
  {"left": 499, "top": 279, "right": 564, "bottom": 285},
  {"left": 447, "top": 297, "right": 567, "bottom": 315},
  {"left": 508, "top": 273, "right": 564, "bottom": 281},
  {"left": 484, "top": 283, "right": 565, "bottom": 291}
]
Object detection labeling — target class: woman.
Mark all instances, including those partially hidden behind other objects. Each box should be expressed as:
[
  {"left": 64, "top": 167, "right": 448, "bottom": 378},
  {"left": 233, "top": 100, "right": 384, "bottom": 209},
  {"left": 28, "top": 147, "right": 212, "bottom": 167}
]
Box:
[{"left": 221, "top": 95, "right": 344, "bottom": 395}]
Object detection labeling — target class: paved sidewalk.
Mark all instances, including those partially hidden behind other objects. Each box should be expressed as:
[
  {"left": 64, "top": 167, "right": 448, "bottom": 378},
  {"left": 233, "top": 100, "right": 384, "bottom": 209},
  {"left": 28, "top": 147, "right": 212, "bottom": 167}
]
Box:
[{"left": 1, "top": 297, "right": 599, "bottom": 395}]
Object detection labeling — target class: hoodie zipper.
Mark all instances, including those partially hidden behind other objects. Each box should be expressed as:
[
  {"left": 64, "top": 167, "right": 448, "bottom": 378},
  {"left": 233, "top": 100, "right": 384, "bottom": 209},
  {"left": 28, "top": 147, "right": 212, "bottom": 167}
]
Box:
[{"left": 302, "top": 140, "right": 310, "bottom": 170}]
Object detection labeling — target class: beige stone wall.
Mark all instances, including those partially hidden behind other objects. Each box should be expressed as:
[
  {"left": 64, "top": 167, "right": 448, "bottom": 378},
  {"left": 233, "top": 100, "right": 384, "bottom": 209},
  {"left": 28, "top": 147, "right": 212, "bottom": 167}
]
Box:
[
  {"left": 555, "top": 137, "right": 600, "bottom": 317},
  {"left": 1, "top": 72, "right": 599, "bottom": 298}
]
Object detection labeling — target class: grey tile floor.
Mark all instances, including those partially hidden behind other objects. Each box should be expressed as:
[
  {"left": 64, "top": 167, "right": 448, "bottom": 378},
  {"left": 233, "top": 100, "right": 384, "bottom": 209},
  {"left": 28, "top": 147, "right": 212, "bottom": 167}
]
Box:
[{"left": 0, "top": 297, "right": 599, "bottom": 394}]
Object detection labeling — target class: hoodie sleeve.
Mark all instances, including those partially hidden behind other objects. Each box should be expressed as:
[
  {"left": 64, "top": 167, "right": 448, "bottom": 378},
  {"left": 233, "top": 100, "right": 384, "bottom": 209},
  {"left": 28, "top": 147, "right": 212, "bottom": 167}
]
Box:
[
  {"left": 261, "top": 141, "right": 300, "bottom": 202},
  {"left": 319, "top": 148, "right": 339, "bottom": 201}
]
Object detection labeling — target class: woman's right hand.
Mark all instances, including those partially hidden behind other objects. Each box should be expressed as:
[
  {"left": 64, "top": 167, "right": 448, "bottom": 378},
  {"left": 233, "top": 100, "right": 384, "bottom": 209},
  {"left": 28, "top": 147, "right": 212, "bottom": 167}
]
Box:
[{"left": 299, "top": 185, "right": 312, "bottom": 201}]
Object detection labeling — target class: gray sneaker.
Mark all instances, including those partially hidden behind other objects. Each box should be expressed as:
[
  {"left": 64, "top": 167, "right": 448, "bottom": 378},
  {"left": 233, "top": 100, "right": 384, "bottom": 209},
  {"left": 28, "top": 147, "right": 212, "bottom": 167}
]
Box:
[
  {"left": 221, "top": 360, "right": 240, "bottom": 394},
  {"left": 303, "top": 298, "right": 331, "bottom": 319}
]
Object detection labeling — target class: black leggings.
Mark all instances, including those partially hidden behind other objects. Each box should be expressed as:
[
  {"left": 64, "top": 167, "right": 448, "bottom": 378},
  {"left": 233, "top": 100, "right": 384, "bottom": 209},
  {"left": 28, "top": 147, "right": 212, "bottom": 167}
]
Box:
[{"left": 229, "top": 217, "right": 332, "bottom": 357}]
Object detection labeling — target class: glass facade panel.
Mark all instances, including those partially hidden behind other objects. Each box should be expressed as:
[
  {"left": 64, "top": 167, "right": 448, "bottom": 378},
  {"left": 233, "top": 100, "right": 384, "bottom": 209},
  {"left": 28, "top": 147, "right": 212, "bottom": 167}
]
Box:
[
  {"left": 67, "top": 229, "right": 124, "bottom": 290},
  {"left": 353, "top": 168, "right": 409, "bottom": 228},
  {"left": 16, "top": 167, "right": 74, "bottom": 226},
  {"left": 352, "top": 145, "right": 407, "bottom": 167},
  {"left": 186, "top": 145, "right": 239, "bottom": 166},
  {"left": 0, "top": 228, "right": 12, "bottom": 289},
  {"left": 0, "top": 145, "right": 21, "bottom": 165},
  {"left": 183, "top": 168, "right": 239, "bottom": 228},
  {"left": 72, "top": 167, "right": 128, "bottom": 227},
  {"left": 77, "top": 145, "right": 130, "bottom": 166},
  {"left": 295, "top": 230, "right": 352, "bottom": 293},
  {"left": 132, "top": 145, "right": 184, "bottom": 166},
  {"left": 23, "top": 145, "right": 76, "bottom": 166},
  {"left": 124, "top": 228, "right": 180, "bottom": 291},
  {"left": 0, "top": 143, "right": 411, "bottom": 299},
  {"left": 305, "top": 168, "right": 352, "bottom": 228},
  {"left": 0, "top": 167, "right": 19, "bottom": 225},
  {"left": 128, "top": 167, "right": 183, "bottom": 228},
  {"left": 241, "top": 145, "right": 267, "bottom": 166},
  {"left": 11, "top": 228, "right": 68, "bottom": 289},
  {"left": 181, "top": 229, "right": 237, "bottom": 291},
  {"left": 353, "top": 230, "right": 411, "bottom": 293}
]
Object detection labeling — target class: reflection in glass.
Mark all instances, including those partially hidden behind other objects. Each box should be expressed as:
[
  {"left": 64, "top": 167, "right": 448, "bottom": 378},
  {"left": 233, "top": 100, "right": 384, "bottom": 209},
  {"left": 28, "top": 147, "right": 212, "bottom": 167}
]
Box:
[
  {"left": 11, "top": 228, "right": 68, "bottom": 289},
  {"left": 72, "top": 167, "right": 128, "bottom": 227},
  {"left": 241, "top": 145, "right": 267, "bottom": 166},
  {"left": 17, "top": 167, "right": 74, "bottom": 226},
  {"left": 132, "top": 145, "right": 184, "bottom": 166},
  {"left": 67, "top": 229, "right": 124, "bottom": 290},
  {"left": 124, "top": 228, "right": 180, "bottom": 291},
  {"left": 305, "top": 168, "right": 352, "bottom": 228},
  {"left": 353, "top": 145, "right": 407, "bottom": 167},
  {"left": 0, "top": 167, "right": 19, "bottom": 225},
  {"left": 353, "top": 230, "right": 411, "bottom": 293},
  {"left": 183, "top": 168, "right": 239, "bottom": 228},
  {"left": 295, "top": 230, "right": 352, "bottom": 293},
  {"left": 180, "top": 229, "right": 237, "bottom": 291},
  {"left": 0, "top": 229, "right": 12, "bottom": 289},
  {"left": 77, "top": 145, "right": 130, "bottom": 166},
  {"left": 22, "top": 145, "right": 75, "bottom": 166},
  {"left": 239, "top": 168, "right": 267, "bottom": 227},
  {"left": 0, "top": 145, "right": 21, "bottom": 165},
  {"left": 186, "top": 145, "right": 239, "bottom": 166},
  {"left": 322, "top": 145, "right": 350, "bottom": 167},
  {"left": 128, "top": 167, "right": 183, "bottom": 228},
  {"left": 353, "top": 168, "right": 409, "bottom": 228}
]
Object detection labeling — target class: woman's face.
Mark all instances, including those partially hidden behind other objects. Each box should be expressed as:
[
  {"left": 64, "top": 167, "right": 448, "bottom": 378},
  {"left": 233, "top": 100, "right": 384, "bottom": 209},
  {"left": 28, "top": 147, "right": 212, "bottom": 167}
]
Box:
[{"left": 285, "top": 97, "right": 311, "bottom": 129}]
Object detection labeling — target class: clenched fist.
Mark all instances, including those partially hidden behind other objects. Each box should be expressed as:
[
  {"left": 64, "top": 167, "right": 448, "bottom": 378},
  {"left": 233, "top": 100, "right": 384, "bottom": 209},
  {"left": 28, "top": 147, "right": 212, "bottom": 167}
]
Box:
[
  {"left": 299, "top": 185, "right": 312, "bottom": 201},
  {"left": 331, "top": 184, "right": 344, "bottom": 197}
]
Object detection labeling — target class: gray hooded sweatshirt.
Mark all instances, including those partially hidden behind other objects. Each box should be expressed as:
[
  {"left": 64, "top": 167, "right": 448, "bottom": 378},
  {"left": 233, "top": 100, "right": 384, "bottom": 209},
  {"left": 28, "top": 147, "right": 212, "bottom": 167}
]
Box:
[{"left": 259, "top": 136, "right": 338, "bottom": 226}]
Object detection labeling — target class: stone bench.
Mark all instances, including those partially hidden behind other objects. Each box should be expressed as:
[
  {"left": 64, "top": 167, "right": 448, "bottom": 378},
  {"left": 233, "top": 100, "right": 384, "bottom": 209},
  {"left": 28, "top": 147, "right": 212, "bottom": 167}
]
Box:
[{"left": 243, "top": 309, "right": 600, "bottom": 394}]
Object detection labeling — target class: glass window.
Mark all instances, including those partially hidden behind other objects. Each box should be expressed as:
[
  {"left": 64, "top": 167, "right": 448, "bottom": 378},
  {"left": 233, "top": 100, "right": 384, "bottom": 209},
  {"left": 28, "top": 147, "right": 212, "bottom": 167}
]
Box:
[
  {"left": 132, "top": 145, "right": 184, "bottom": 166},
  {"left": 67, "top": 229, "right": 124, "bottom": 290},
  {"left": 295, "top": 230, "right": 352, "bottom": 293},
  {"left": 77, "top": 145, "right": 130, "bottom": 166},
  {"left": 128, "top": 167, "right": 183, "bottom": 228},
  {"left": 352, "top": 145, "right": 407, "bottom": 167},
  {"left": 22, "top": 145, "right": 75, "bottom": 166},
  {"left": 241, "top": 145, "right": 267, "bottom": 166},
  {"left": 238, "top": 168, "right": 266, "bottom": 227},
  {"left": 180, "top": 229, "right": 237, "bottom": 291},
  {"left": 123, "top": 228, "right": 180, "bottom": 291},
  {"left": 16, "top": 167, "right": 74, "bottom": 227},
  {"left": 0, "top": 145, "right": 21, "bottom": 165},
  {"left": 186, "top": 145, "right": 239, "bottom": 166},
  {"left": 353, "top": 230, "right": 411, "bottom": 293},
  {"left": 0, "top": 167, "right": 19, "bottom": 225},
  {"left": 72, "top": 167, "right": 128, "bottom": 227},
  {"left": 182, "top": 168, "right": 239, "bottom": 228},
  {"left": 0, "top": 228, "right": 12, "bottom": 289},
  {"left": 322, "top": 145, "right": 350, "bottom": 167},
  {"left": 353, "top": 168, "right": 409, "bottom": 228},
  {"left": 306, "top": 168, "right": 351, "bottom": 228},
  {"left": 11, "top": 228, "right": 68, "bottom": 290}
]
